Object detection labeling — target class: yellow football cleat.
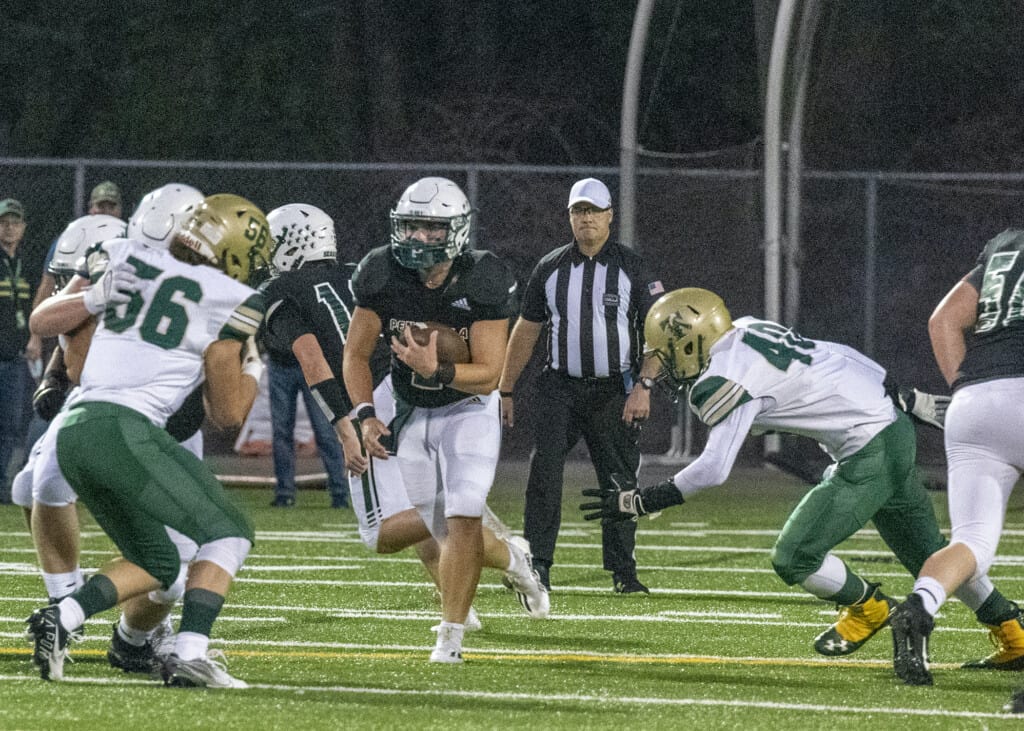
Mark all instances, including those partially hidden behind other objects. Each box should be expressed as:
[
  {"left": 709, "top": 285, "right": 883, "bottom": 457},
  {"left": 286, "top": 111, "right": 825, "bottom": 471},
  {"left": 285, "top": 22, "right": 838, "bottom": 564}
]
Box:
[
  {"left": 813, "top": 585, "right": 897, "bottom": 656},
  {"left": 963, "top": 613, "right": 1024, "bottom": 670}
]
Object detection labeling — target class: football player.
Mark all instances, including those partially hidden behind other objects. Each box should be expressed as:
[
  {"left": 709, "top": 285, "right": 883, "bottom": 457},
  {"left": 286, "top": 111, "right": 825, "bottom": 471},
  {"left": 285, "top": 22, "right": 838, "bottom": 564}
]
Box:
[
  {"left": 24, "top": 193, "right": 270, "bottom": 688},
  {"left": 582, "top": 287, "right": 1023, "bottom": 664},
  {"left": 891, "top": 229, "right": 1024, "bottom": 695},
  {"left": 262, "top": 202, "right": 543, "bottom": 634},
  {"left": 344, "top": 177, "right": 548, "bottom": 663},
  {"left": 16, "top": 186, "right": 211, "bottom": 677}
]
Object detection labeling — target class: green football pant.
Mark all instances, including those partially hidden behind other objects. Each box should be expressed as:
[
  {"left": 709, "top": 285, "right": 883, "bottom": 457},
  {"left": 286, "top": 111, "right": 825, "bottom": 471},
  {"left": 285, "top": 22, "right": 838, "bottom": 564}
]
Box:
[
  {"left": 57, "top": 401, "right": 254, "bottom": 588},
  {"left": 771, "top": 411, "right": 945, "bottom": 585}
]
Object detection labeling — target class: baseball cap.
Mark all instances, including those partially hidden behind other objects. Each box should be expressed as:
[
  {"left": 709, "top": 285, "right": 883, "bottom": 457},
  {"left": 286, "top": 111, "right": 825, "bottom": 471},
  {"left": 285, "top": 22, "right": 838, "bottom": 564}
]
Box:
[
  {"left": 0, "top": 198, "right": 25, "bottom": 219},
  {"left": 567, "top": 178, "right": 612, "bottom": 210},
  {"left": 90, "top": 181, "right": 122, "bottom": 206}
]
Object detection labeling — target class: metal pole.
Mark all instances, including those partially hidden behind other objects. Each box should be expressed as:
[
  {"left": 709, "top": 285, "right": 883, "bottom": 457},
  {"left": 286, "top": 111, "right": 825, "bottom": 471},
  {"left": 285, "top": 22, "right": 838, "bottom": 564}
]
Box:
[
  {"left": 763, "top": 0, "right": 800, "bottom": 455},
  {"left": 863, "top": 176, "right": 878, "bottom": 356},
  {"left": 783, "top": 0, "right": 821, "bottom": 328},
  {"left": 618, "top": 0, "right": 657, "bottom": 251}
]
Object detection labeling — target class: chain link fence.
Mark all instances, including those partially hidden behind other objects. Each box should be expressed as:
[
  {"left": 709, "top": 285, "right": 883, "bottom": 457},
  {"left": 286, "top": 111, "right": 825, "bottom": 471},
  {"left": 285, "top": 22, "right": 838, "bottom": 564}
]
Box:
[{"left": 3, "top": 157, "right": 1022, "bottom": 466}]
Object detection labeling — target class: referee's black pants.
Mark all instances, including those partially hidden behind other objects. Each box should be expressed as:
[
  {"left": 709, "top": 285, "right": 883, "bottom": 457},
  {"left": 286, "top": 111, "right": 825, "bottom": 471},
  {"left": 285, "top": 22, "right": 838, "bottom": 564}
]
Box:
[{"left": 523, "top": 368, "right": 640, "bottom": 578}]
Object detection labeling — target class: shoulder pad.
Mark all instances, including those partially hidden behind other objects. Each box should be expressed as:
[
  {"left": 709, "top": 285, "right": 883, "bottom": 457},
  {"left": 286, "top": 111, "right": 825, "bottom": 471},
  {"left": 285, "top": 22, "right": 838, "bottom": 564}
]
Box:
[
  {"left": 463, "top": 250, "right": 517, "bottom": 306},
  {"left": 351, "top": 246, "right": 392, "bottom": 301},
  {"left": 689, "top": 376, "right": 751, "bottom": 427}
]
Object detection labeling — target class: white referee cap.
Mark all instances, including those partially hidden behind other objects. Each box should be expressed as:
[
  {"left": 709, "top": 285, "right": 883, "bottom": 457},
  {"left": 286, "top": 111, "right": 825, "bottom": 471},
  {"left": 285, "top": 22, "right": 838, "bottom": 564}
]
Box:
[{"left": 567, "top": 178, "right": 612, "bottom": 209}]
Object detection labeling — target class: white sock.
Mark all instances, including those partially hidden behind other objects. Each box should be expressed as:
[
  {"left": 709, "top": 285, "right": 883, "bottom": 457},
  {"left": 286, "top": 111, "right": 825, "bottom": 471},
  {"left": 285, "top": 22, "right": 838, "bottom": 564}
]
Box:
[
  {"left": 56, "top": 597, "right": 86, "bottom": 633},
  {"left": 117, "top": 615, "right": 151, "bottom": 646},
  {"left": 42, "top": 569, "right": 84, "bottom": 602},
  {"left": 434, "top": 621, "right": 465, "bottom": 647},
  {"left": 799, "top": 554, "right": 849, "bottom": 600},
  {"left": 174, "top": 631, "right": 210, "bottom": 661},
  {"left": 505, "top": 540, "right": 522, "bottom": 573},
  {"left": 913, "top": 576, "right": 947, "bottom": 616}
]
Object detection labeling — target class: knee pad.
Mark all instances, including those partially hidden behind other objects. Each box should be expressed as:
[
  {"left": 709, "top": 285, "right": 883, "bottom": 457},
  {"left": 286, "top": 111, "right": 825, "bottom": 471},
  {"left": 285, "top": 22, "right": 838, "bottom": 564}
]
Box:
[
  {"left": 148, "top": 562, "right": 188, "bottom": 605},
  {"left": 194, "top": 536, "right": 251, "bottom": 577}
]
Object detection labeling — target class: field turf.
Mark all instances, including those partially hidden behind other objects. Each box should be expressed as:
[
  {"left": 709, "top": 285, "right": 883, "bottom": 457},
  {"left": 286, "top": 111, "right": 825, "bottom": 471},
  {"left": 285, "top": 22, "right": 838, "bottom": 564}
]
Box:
[{"left": 3, "top": 461, "right": 1024, "bottom": 729}]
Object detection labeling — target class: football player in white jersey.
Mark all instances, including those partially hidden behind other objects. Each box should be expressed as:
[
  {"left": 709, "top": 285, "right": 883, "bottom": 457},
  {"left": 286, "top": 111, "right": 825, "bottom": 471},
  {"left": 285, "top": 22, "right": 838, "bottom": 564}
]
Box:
[
  {"left": 24, "top": 194, "right": 270, "bottom": 688},
  {"left": 16, "top": 186, "right": 209, "bottom": 675},
  {"left": 583, "top": 287, "right": 1022, "bottom": 664},
  {"left": 891, "top": 229, "right": 1024, "bottom": 697}
]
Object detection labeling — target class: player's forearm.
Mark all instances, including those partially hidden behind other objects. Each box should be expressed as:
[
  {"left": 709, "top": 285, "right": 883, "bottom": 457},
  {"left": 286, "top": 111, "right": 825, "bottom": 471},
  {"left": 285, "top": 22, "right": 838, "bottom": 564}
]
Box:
[
  {"left": 497, "top": 318, "right": 541, "bottom": 392},
  {"left": 30, "top": 293, "right": 91, "bottom": 338}
]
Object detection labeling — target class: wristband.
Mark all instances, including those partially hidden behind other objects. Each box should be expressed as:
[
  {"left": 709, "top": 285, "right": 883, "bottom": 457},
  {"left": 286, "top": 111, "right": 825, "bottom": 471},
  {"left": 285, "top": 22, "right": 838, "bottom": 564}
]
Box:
[
  {"left": 310, "top": 378, "right": 349, "bottom": 425},
  {"left": 499, "top": 390, "right": 514, "bottom": 398},
  {"left": 354, "top": 403, "right": 376, "bottom": 421},
  {"left": 434, "top": 361, "right": 455, "bottom": 386}
]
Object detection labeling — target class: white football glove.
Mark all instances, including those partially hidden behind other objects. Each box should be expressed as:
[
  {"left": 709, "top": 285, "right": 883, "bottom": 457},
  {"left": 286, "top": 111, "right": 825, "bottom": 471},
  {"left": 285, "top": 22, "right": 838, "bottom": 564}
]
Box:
[
  {"left": 896, "top": 386, "right": 949, "bottom": 430},
  {"left": 83, "top": 263, "right": 140, "bottom": 315}
]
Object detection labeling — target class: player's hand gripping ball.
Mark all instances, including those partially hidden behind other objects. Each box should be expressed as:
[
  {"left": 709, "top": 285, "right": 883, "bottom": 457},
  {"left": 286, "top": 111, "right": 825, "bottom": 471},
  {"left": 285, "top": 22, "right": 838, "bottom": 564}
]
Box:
[{"left": 397, "top": 321, "right": 470, "bottom": 364}]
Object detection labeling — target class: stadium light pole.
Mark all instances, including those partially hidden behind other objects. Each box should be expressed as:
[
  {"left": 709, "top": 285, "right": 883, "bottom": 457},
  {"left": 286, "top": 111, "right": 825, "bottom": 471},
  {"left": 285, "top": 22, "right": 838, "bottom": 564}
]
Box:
[{"left": 619, "top": 0, "right": 656, "bottom": 251}]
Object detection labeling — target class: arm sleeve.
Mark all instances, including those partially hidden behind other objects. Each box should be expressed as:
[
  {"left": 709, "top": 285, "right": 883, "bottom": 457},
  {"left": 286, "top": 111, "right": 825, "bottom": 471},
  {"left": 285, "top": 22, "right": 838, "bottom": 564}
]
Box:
[{"left": 672, "top": 397, "right": 761, "bottom": 497}]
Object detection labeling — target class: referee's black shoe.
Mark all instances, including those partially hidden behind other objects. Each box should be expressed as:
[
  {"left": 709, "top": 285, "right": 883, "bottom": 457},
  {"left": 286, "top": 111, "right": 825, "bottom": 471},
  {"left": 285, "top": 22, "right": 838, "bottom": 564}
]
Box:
[{"left": 613, "top": 572, "right": 649, "bottom": 594}]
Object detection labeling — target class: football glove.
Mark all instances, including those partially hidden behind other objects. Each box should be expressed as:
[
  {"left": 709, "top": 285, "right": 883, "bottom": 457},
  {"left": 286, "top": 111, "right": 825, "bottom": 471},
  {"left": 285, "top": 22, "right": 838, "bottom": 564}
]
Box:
[
  {"left": 32, "top": 369, "right": 70, "bottom": 421},
  {"left": 581, "top": 473, "right": 684, "bottom": 525},
  {"left": 83, "top": 262, "right": 140, "bottom": 315},
  {"left": 893, "top": 386, "right": 949, "bottom": 430}
]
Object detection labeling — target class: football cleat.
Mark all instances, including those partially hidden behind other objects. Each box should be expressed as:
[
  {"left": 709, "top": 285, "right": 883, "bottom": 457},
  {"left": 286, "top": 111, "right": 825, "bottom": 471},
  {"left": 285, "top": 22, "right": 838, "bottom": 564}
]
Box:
[
  {"left": 107, "top": 624, "right": 157, "bottom": 675},
  {"left": 25, "top": 605, "right": 71, "bottom": 681},
  {"left": 162, "top": 650, "right": 249, "bottom": 689},
  {"left": 1004, "top": 689, "right": 1024, "bottom": 713},
  {"left": 429, "top": 624, "right": 464, "bottom": 664},
  {"left": 504, "top": 536, "right": 551, "bottom": 619},
  {"left": 891, "top": 593, "right": 935, "bottom": 686},
  {"left": 814, "top": 584, "right": 897, "bottom": 656},
  {"left": 963, "top": 611, "right": 1024, "bottom": 670},
  {"left": 270, "top": 495, "right": 295, "bottom": 508}
]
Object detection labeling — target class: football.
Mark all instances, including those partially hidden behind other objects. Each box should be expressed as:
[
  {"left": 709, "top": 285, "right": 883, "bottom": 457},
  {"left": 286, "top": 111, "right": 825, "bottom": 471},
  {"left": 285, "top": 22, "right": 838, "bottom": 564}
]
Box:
[{"left": 397, "top": 321, "right": 471, "bottom": 364}]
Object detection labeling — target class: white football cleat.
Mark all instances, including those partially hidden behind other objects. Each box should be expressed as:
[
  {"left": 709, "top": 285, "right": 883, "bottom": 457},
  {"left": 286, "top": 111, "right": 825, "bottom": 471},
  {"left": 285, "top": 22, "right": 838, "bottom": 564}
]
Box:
[
  {"left": 429, "top": 624, "right": 464, "bottom": 664},
  {"left": 162, "top": 650, "right": 249, "bottom": 689},
  {"left": 504, "top": 536, "right": 550, "bottom": 619}
]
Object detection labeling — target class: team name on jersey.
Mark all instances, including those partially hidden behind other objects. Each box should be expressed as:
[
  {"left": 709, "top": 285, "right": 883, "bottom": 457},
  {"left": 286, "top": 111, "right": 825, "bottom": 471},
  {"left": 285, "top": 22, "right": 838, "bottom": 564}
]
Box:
[{"left": 388, "top": 318, "right": 469, "bottom": 342}]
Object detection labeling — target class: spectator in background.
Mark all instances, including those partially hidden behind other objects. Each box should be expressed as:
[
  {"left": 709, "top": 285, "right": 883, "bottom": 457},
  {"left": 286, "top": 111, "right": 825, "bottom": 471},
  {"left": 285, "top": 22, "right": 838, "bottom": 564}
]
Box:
[
  {"left": 87, "top": 181, "right": 123, "bottom": 218},
  {"left": 497, "top": 178, "right": 663, "bottom": 594},
  {"left": 0, "top": 199, "right": 42, "bottom": 503}
]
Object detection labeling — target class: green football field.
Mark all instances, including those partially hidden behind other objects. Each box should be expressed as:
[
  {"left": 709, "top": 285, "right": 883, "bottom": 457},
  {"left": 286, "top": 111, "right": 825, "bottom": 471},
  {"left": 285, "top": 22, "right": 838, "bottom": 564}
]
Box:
[{"left": 3, "top": 462, "right": 1024, "bottom": 730}]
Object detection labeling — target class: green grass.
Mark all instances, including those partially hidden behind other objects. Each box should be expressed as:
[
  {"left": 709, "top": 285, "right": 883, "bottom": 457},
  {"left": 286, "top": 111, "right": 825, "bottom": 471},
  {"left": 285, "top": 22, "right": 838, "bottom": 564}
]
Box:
[{"left": 3, "top": 463, "right": 1024, "bottom": 730}]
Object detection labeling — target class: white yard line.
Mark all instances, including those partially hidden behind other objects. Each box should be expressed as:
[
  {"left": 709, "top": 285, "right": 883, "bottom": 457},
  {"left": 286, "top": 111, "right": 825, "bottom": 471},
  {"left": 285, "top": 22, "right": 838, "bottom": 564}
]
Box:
[{"left": 0, "top": 673, "right": 1013, "bottom": 720}]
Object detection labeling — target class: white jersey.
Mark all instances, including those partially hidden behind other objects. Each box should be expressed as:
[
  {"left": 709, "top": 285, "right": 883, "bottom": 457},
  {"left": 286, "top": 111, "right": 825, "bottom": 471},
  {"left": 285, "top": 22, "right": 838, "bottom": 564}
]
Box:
[
  {"left": 688, "top": 317, "right": 896, "bottom": 461},
  {"left": 68, "top": 239, "right": 264, "bottom": 426}
]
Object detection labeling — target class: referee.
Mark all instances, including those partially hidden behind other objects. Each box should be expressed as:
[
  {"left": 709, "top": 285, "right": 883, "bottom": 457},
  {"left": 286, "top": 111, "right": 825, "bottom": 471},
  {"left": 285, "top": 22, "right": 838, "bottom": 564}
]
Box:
[{"left": 498, "top": 178, "right": 664, "bottom": 593}]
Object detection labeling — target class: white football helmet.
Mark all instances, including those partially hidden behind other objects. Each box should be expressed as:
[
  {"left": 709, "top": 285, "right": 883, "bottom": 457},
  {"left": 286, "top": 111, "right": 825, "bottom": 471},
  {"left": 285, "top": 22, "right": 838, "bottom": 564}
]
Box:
[
  {"left": 49, "top": 214, "right": 126, "bottom": 287},
  {"left": 128, "top": 183, "right": 204, "bottom": 249},
  {"left": 267, "top": 203, "right": 337, "bottom": 274},
  {"left": 390, "top": 177, "right": 472, "bottom": 269}
]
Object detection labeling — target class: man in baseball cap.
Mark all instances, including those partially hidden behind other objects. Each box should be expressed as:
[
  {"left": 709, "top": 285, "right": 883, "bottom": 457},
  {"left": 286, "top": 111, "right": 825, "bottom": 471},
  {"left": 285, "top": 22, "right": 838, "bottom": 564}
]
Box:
[
  {"left": 89, "top": 181, "right": 123, "bottom": 217},
  {"left": 0, "top": 198, "right": 25, "bottom": 219}
]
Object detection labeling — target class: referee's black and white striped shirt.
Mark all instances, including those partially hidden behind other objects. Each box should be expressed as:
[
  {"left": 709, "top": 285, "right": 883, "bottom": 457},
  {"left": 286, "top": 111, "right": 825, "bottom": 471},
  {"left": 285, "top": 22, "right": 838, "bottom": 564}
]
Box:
[{"left": 519, "top": 240, "right": 664, "bottom": 378}]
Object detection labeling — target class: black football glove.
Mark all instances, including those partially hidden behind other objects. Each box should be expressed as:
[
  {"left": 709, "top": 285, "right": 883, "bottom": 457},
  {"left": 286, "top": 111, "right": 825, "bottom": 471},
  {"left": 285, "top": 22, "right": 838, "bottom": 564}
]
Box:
[
  {"left": 581, "top": 473, "right": 684, "bottom": 525},
  {"left": 33, "top": 370, "right": 71, "bottom": 421},
  {"left": 892, "top": 385, "right": 949, "bottom": 430}
]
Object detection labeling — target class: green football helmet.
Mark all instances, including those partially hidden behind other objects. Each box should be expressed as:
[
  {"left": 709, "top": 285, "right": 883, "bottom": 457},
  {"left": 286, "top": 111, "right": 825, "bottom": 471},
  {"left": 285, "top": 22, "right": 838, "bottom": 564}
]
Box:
[
  {"left": 644, "top": 288, "right": 733, "bottom": 394},
  {"left": 177, "top": 194, "right": 272, "bottom": 286}
]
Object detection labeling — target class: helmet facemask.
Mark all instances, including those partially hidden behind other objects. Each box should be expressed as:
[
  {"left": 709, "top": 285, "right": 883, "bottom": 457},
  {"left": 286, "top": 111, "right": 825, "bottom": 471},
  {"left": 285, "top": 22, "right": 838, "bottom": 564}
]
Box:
[{"left": 389, "top": 177, "right": 471, "bottom": 270}]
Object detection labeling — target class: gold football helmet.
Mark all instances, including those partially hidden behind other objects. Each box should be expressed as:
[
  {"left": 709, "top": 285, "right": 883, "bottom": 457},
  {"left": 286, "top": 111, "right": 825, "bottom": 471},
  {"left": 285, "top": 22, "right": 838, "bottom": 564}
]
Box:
[
  {"left": 644, "top": 288, "right": 733, "bottom": 393},
  {"left": 177, "top": 194, "right": 272, "bottom": 286}
]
